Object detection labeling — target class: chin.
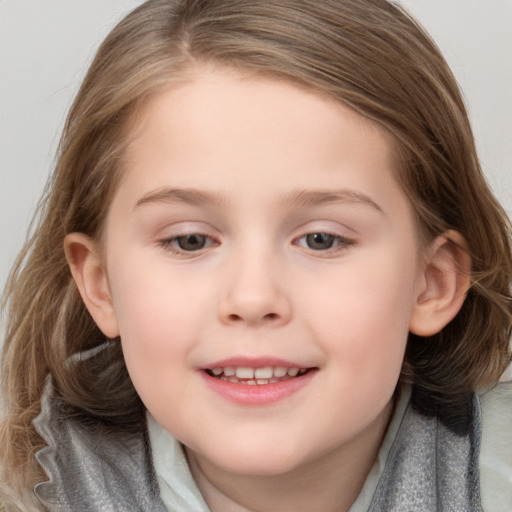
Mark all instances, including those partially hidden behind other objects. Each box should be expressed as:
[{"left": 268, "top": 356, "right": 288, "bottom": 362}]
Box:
[{"left": 198, "top": 440, "right": 307, "bottom": 477}]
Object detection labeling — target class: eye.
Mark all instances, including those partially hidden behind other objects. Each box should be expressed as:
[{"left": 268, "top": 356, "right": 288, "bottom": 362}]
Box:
[
  {"left": 158, "top": 233, "right": 216, "bottom": 253},
  {"left": 304, "top": 233, "right": 335, "bottom": 250},
  {"left": 295, "top": 232, "right": 354, "bottom": 251},
  {"left": 175, "top": 234, "right": 208, "bottom": 251}
]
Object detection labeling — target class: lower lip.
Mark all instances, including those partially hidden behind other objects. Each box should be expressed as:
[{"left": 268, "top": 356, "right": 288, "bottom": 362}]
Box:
[{"left": 200, "top": 370, "right": 317, "bottom": 406}]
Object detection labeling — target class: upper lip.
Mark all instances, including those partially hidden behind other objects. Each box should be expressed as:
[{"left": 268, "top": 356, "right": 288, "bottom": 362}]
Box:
[{"left": 200, "top": 356, "right": 312, "bottom": 370}]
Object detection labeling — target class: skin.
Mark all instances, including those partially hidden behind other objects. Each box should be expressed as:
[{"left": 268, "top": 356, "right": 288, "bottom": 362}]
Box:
[{"left": 66, "top": 66, "right": 470, "bottom": 512}]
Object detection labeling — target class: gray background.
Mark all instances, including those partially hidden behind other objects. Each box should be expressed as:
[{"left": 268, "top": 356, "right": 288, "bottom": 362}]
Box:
[{"left": 1, "top": 0, "right": 511, "bottom": 299}]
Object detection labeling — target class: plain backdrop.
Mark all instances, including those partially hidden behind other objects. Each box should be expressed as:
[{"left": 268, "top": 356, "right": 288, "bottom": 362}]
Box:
[{"left": 1, "top": 0, "right": 511, "bottom": 304}]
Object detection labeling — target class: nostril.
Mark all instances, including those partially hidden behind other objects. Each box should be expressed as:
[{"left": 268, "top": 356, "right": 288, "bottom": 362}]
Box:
[{"left": 226, "top": 312, "right": 279, "bottom": 323}]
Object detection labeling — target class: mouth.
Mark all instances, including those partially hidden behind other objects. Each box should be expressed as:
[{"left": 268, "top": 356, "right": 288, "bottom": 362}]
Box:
[
  {"left": 201, "top": 361, "right": 318, "bottom": 404},
  {"left": 204, "top": 366, "right": 313, "bottom": 385}
]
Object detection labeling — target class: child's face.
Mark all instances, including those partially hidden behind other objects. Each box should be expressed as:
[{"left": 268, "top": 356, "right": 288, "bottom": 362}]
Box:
[{"left": 101, "top": 67, "right": 425, "bottom": 476}]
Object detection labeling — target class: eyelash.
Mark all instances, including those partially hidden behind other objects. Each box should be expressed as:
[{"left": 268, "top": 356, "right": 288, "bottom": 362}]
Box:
[{"left": 157, "top": 231, "right": 356, "bottom": 256}]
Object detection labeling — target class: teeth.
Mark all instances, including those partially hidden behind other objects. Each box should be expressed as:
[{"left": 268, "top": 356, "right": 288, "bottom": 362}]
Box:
[
  {"left": 273, "top": 367, "right": 287, "bottom": 377},
  {"left": 236, "top": 367, "right": 254, "bottom": 379},
  {"left": 254, "top": 367, "right": 273, "bottom": 379},
  {"left": 209, "top": 365, "right": 309, "bottom": 383}
]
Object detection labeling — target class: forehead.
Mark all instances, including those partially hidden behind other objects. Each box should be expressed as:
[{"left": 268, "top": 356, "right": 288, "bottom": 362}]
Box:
[{"left": 115, "top": 67, "right": 406, "bottom": 216}]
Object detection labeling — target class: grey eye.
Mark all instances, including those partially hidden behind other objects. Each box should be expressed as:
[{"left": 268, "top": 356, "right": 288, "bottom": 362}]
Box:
[
  {"left": 305, "top": 233, "right": 335, "bottom": 250},
  {"left": 176, "top": 234, "right": 207, "bottom": 251}
]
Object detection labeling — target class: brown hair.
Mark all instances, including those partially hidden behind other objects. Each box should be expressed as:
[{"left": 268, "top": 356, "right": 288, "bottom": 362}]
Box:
[{"left": 2, "top": 0, "right": 511, "bottom": 506}]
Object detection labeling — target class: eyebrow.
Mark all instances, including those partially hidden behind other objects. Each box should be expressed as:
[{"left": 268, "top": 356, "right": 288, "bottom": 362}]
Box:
[
  {"left": 283, "top": 189, "right": 383, "bottom": 213},
  {"left": 135, "top": 187, "right": 227, "bottom": 209},
  {"left": 134, "top": 186, "right": 383, "bottom": 213}
]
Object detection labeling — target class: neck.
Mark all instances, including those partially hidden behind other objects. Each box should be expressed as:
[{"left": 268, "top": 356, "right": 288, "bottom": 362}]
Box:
[{"left": 187, "top": 404, "right": 392, "bottom": 512}]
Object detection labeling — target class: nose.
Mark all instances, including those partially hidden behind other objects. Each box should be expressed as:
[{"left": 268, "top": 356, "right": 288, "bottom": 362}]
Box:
[{"left": 217, "top": 252, "right": 292, "bottom": 327}]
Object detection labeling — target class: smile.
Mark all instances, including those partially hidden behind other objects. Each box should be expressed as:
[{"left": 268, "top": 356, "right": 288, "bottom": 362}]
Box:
[{"left": 206, "top": 366, "right": 309, "bottom": 385}]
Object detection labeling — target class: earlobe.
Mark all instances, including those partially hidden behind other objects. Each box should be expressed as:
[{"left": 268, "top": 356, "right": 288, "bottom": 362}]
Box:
[
  {"left": 409, "top": 230, "right": 471, "bottom": 337},
  {"left": 64, "top": 233, "right": 120, "bottom": 338}
]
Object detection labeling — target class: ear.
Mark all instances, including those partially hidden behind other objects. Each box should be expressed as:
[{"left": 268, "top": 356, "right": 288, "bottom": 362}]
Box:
[
  {"left": 64, "top": 233, "right": 120, "bottom": 338},
  {"left": 409, "top": 230, "right": 471, "bottom": 336}
]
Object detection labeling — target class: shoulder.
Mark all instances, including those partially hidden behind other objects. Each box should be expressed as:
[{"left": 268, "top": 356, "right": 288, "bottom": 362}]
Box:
[{"left": 479, "top": 380, "right": 512, "bottom": 512}]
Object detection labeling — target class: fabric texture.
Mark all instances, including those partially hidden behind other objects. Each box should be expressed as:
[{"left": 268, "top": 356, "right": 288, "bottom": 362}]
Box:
[
  {"left": 147, "top": 414, "right": 210, "bottom": 512},
  {"left": 367, "top": 396, "right": 481, "bottom": 511},
  {"left": 33, "top": 379, "right": 166, "bottom": 512},
  {"left": 479, "top": 381, "right": 512, "bottom": 511}
]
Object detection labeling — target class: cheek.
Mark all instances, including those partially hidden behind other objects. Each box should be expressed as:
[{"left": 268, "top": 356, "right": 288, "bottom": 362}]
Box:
[
  {"left": 105, "top": 254, "right": 208, "bottom": 382},
  {"left": 108, "top": 268, "right": 204, "bottom": 417},
  {"left": 107, "top": 245, "right": 210, "bottom": 337},
  {"left": 303, "top": 250, "right": 418, "bottom": 375}
]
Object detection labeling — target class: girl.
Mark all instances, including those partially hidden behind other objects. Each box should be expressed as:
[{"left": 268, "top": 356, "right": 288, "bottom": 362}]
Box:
[{"left": 1, "top": 0, "right": 511, "bottom": 510}]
